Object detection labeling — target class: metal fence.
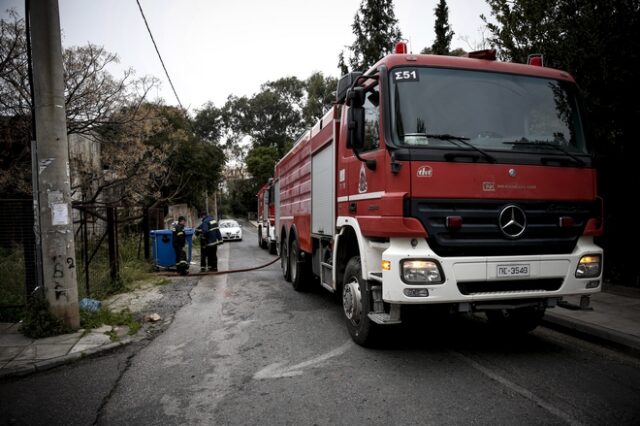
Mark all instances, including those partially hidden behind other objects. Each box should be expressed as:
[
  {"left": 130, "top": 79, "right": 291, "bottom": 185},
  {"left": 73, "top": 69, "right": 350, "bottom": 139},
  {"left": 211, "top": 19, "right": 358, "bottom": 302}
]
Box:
[
  {"left": 0, "top": 200, "right": 166, "bottom": 319},
  {"left": 0, "top": 199, "right": 37, "bottom": 319}
]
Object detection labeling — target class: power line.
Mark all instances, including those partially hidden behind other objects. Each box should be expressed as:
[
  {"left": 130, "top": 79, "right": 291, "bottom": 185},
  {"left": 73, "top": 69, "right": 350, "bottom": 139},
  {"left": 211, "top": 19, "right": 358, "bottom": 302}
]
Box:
[{"left": 135, "top": 0, "right": 186, "bottom": 113}]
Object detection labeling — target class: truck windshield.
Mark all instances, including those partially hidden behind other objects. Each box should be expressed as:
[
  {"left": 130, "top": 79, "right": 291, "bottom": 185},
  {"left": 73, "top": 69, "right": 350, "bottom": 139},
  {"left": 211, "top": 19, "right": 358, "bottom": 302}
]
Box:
[{"left": 390, "top": 67, "right": 589, "bottom": 155}]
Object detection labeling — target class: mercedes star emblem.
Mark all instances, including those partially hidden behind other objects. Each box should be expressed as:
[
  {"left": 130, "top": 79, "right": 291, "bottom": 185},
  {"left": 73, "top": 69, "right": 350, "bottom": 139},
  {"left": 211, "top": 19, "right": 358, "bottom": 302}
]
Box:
[{"left": 498, "top": 205, "right": 527, "bottom": 238}]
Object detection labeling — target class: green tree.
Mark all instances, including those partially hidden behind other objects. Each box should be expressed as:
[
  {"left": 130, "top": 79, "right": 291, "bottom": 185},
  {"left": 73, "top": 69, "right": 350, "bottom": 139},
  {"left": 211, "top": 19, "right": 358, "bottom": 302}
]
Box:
[
  {"left": 193, "top": 101, "right": 223, "bottom": 144},
  {"left": 245, "top": 145, "right": 280, "bottom": 187},
  {"left": 482, "top": 0, "right": 640, "bottom": 286},
  {"left": 303, "top": 72, "right": 338, "bottom": 126},
  {"left": 340, "top": 0, "right": 402, "bottom": 72},
  {"left": 432, "top": 0, "right": 454, "bottom": 55},
  {"left": 220, "top": 177, "right": 257, "bottom": 218},
  {"left": 224, "top": 77, "right": 306, "bottom": 157},
  {"left": 140, "top": 105, "right": 225, "bottom": 208}
]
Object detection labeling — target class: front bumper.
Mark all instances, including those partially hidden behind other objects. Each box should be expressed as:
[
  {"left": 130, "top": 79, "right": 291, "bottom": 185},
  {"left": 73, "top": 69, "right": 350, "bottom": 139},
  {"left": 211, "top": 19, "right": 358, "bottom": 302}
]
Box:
[
  {"left": 222, "top": 233, "right": 242, "bottom": 240},
  {"left": 381, "top": 236, "right": 602, "bottom": 304}
]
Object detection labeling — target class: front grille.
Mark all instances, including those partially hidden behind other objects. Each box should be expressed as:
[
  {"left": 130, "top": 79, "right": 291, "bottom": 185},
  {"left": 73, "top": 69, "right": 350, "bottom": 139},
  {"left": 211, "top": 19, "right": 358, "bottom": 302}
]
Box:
[
  {"left": 458, "top": 278, "right": 563, "bottom": 295},
  {"left": 410, "top": 199, "right": 596, "bottom": 257}
]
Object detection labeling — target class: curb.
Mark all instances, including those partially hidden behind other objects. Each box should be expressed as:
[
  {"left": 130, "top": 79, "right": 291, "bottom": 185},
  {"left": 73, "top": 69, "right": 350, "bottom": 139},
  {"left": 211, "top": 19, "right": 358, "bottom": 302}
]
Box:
[
  {"left": 542, "top": 312, "right": 640, "bottom": 356},
  {"left": 0, "top": 339, "right": 133, "bottom": 380}
]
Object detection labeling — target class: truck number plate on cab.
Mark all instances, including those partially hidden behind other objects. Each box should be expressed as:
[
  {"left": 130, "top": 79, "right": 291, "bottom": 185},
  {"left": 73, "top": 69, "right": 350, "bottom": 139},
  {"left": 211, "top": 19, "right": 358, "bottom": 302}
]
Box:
[{"left": 497, "top": 264, "right": 530, "bottom": 278}]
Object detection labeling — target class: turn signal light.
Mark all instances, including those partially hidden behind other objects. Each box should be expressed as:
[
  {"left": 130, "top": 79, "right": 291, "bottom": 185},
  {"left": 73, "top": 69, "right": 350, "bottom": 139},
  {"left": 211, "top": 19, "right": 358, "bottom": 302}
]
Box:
[{"left": 381, "top": 260, "right": 391, "bottom": 271}]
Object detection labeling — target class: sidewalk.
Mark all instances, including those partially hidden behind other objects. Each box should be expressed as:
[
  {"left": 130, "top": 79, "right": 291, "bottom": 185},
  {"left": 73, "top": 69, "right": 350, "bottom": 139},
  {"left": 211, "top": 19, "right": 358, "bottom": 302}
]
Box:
[
  {"left": 2, "top": 283, "right": 639, "bottom": 379},
  {"left": 542, "top": 284, "right": 640, "bottom": 354},
  {"left": 0, "top": 278, "right": 172, "bottom": 379}
]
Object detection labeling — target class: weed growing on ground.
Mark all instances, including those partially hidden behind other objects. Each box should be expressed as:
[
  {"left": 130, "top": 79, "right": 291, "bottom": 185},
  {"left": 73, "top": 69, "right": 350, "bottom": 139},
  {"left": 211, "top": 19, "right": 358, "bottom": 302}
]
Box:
[
  {"left": 80, "top": 307, "right": 141, "bottom": 337},
  {"left": 19, "top": 293, "right": 71, "bottom": 338}
]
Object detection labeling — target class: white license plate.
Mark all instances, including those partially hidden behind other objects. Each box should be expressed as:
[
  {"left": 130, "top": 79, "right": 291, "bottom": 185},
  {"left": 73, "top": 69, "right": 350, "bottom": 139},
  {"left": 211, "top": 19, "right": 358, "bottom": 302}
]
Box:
[{"left": 496, "top": 264, "right": 530, "bottom": 278}]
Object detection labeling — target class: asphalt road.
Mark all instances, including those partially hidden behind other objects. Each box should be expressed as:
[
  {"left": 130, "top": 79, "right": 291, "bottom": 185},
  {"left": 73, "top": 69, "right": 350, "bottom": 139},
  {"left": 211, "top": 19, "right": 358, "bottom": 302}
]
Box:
[{"left": 2, "top": 222, "right": 639, "bottom": 425}]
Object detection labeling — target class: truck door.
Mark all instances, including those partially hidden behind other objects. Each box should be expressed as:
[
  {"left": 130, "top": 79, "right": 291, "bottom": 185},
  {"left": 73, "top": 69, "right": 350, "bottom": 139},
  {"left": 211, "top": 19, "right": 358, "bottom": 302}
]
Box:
[{"left": 342, "top": 83, "right": 385, "bottom": 217}]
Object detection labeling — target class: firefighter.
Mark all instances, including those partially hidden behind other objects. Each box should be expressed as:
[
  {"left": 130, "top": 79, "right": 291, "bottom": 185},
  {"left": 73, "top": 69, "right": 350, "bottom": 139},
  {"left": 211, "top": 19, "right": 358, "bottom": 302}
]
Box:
[
  {"left": 195, "top": 211, "right": 223, "bottom": 272},
  {"left": 171, "top": 216, "right": 189, "bottom": 276}
]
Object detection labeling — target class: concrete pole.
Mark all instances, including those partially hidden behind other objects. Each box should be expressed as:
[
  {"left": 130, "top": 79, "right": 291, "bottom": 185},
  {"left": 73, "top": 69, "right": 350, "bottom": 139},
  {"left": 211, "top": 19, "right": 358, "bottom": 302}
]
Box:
[{"left": 30, "top": 0, "right": 80, "bottom": 328}]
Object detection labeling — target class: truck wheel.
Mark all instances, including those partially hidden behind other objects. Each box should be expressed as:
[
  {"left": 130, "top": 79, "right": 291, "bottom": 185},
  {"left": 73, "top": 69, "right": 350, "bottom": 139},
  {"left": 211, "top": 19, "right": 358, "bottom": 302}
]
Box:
[
  {"left": 342, "top": 256, "right": 379, "bottom": 346},
  {"left": 290, "top": 239, "right": 309, "bottom": 292},
  {"left": 281, "top": 239, "right": 291, "bottom": 282},
  {"left": 486, "top": 307, "right": 545, "bottom": 333},
  {"left": 258, "top": 226, "right": 262, "bottom": 248}
]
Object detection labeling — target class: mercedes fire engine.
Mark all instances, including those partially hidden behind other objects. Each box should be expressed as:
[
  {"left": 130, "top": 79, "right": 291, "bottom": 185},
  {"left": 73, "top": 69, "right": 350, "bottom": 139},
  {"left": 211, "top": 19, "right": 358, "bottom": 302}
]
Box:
[
  {"left": 257, "top": 180, "right": 277, "bottom": 254},
  {"left": 273, "top": 44, "right": 603, "bottom": 346}
]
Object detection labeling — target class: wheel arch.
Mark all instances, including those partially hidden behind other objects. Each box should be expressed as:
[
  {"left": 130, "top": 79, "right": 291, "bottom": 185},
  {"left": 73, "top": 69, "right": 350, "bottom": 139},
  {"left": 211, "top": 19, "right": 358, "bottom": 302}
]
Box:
[{"left": 334, "top": 217, "right": 380, "bottom": 291}]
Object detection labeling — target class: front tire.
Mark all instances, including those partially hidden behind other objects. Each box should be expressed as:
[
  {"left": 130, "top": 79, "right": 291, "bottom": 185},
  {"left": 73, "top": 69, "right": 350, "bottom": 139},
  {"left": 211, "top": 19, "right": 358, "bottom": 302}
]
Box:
[{"left": 342, "top": 256, "right": 379, "bottom": 346}]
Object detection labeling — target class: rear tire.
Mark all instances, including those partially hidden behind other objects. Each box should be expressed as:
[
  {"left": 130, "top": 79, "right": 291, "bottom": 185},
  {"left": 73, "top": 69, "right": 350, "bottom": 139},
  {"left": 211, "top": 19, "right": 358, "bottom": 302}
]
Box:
[
  {"left": 342, "top": 256, "right": 379, "bottom": 346},
  {"left": 486, "top": 307, "right": 545, "bottom": 333},
  {"left": 269, "top": 240, "right": 277, "bottom": 255},
  {"left": 258, "top": 226, "right": 262, "bottom": 248},
  {"left": 290, "top": 239, "right": 309, "bottom": 292},
  {"left": 281, "top": 238, "right": 291, "bottom": 282}
]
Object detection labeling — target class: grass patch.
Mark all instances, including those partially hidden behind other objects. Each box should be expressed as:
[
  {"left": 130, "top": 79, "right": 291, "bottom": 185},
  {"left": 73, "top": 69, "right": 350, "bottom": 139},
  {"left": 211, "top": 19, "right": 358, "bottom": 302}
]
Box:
[
  {"left": 0, "top": 245, "right": 27, "bottom": 322},
  {"left": 19, "top": 293, "right": 71, "bottom": 339},
  {"left": 78, "top": 235, "right": 156, "bottom": 300},
  {"left": 80, "top": 307, "right": 141, "bottom": 338}
]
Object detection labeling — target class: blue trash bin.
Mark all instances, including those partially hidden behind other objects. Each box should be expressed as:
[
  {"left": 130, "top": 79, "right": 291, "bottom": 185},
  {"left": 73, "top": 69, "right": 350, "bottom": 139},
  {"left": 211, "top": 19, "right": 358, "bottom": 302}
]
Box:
[{"left": 150, "top": 228, "right": 194, "bottom": 269}]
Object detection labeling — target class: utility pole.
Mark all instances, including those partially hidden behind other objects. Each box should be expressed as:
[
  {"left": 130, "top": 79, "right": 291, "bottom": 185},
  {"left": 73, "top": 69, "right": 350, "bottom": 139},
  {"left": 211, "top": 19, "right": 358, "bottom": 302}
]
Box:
[{"left": 30, "top": 0, "right": 80, "bottom": 328}]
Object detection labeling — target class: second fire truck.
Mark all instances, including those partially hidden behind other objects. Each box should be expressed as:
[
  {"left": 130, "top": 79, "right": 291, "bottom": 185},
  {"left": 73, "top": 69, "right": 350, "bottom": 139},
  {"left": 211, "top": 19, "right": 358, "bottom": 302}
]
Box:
[{"left": 257, "top": 180, "right": 277, "bottom": 254}]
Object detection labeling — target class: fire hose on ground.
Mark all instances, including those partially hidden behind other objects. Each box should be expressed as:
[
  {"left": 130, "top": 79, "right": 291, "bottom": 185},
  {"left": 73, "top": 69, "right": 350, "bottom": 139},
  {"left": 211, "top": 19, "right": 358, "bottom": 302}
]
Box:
[{"left": 156, "top": 256, "right": 281, "bottom": 277}]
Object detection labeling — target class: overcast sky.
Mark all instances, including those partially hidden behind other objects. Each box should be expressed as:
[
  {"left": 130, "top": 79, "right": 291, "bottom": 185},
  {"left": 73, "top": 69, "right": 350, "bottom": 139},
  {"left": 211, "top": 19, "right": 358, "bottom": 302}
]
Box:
[{"left": 2, "top": 0, "right": 492, "bottom": 112}]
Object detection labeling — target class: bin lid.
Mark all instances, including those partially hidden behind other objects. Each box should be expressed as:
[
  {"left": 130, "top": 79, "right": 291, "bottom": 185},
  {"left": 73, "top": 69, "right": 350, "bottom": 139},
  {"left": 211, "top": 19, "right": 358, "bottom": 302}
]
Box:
[{"left": 150, "top": 228, "right": 194, "bottom": 236}]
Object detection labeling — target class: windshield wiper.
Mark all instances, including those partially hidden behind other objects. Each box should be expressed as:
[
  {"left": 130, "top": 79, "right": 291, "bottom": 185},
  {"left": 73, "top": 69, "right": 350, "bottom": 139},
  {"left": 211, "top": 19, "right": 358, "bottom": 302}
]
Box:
[
  {"left": 503, "top": 139, "right": 585, "bottom": 166},
  {"left": 425, "top": 133, "right": 497, "bottom": 163}
]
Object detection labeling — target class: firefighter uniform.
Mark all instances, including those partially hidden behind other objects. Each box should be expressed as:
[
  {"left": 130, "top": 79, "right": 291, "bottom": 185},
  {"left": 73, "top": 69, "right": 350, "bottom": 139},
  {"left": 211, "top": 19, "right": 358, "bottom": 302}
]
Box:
[
  {"left": 171, "top": 219, "right": 189, "bottom": 275},
  {"left": 196, "top": 214, "right": 223, "bottom": 271}
]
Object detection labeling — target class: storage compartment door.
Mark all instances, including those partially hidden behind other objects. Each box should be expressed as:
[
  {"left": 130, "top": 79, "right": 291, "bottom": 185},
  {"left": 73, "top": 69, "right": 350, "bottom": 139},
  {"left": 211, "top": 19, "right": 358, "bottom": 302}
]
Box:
[
  {"left": 312, "top": 143, "right": 334, "bottom": 235},
  {"left": 274, "top": 179, "right": 280, "bottom": 241}
]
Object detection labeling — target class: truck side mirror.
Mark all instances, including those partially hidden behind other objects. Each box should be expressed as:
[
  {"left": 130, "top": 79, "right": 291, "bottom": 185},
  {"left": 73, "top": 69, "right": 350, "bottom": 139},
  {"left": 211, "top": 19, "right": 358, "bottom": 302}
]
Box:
[
  {"left": 346, "top": 87, "right": 365, "bottom": 150},
  {"left": 347, "top": 104, "right": 365, "bottom": 150}
]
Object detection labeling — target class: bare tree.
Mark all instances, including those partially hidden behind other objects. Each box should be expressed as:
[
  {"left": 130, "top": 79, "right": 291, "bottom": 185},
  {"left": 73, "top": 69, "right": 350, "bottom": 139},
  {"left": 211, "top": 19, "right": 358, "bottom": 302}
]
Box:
[{"left": 0, "top": 11, "right": 180, "bottom": 207}]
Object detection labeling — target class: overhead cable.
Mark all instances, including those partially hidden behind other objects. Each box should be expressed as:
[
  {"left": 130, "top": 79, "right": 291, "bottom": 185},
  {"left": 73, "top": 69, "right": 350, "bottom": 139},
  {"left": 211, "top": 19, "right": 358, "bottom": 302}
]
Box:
[{"left": 135, "top": 0, "right": 186, "bottom": 113}]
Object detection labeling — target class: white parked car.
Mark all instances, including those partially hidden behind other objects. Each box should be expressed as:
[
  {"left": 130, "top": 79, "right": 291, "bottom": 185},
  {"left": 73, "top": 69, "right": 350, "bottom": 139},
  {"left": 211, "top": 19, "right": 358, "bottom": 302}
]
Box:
[{"left": 219, "top": 219, "right": 242, "bottom": 241}]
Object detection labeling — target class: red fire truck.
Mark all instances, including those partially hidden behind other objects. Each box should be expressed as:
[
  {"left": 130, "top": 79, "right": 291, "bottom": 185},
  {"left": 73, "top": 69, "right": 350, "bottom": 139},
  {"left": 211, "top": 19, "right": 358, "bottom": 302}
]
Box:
[
  {"left": 274, "top": 45, "right": 603, "bottom": 346},
  {"left": 256, "top": 180, "right": 277, "bottom": 254}
]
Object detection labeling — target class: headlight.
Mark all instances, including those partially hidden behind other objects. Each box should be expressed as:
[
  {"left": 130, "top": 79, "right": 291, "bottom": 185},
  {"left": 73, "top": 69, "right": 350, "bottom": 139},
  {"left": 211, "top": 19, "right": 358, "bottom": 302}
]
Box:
[
  {"left": 575, "top": 254, "right": 601, "bottom": 278},
  {"left": 401, "top": 259, "right": 444, "bottom": 284}
]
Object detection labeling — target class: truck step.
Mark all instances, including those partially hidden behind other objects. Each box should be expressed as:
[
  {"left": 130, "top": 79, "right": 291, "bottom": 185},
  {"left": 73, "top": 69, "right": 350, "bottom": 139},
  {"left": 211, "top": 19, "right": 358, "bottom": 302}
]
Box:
[{"left": 368, "top": 312, "right": 402, "bottom": 325}]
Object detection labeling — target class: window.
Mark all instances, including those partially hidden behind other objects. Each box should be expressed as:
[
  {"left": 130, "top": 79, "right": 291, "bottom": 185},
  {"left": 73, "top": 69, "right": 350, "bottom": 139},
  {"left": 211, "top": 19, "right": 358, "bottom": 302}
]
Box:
[
  {"left": 390, "top": 67, "right": 588, "bottom": 154},
  {"left": 362, "top": 85, "right": 380, "bottom": 152}
]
